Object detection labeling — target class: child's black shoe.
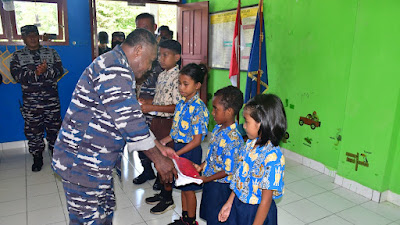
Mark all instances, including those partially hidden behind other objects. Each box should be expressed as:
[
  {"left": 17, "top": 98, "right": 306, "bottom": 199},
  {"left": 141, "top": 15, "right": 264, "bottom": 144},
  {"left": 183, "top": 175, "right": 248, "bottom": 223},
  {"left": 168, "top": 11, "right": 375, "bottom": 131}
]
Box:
[
  {"left": 168, "top": 217, "right": 186, "bottom": 225},
  {"left": 150, "top": 199, "right": 175, "bottom": 214},
  {"left": 145, "top": 193, "right": 163, "bottom": 205}
]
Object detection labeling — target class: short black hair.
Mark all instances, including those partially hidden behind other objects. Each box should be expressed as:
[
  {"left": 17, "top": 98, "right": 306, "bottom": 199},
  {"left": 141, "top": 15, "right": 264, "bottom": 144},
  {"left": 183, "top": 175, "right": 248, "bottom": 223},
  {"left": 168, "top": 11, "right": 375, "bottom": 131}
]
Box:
[
  {"left": 214, "top": 85, "right": 243, "bottom": 116},
  {"left": 124, "top": 28, "right": 157, "bottom": 48},
  {"left": 244, "top": 94, "right": 287, "bottom": 146},
  {"left": 98, "top": 31, "right": 108, "bottom": 44},
  {"left": 158, "top": 40, "right": 181, "bottom": 54},
  {"left": 180, "top": 63, "right": 208, "bottom": 84},
  {"left": 112, "top": 31, "right": 125, "bottom": 40},
  {"left": 158, "top": 25, "right": 170, "bottom": 32},
  {"left": 135, "top": 13, "right": 155, "bottom": 26}
]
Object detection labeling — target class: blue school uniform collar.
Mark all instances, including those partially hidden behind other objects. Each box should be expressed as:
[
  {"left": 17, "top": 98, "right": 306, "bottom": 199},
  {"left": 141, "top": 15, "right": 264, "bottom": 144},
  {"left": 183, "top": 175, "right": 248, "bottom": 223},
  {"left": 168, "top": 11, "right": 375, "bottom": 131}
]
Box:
[{"left": 182, "top": 92, "right": 200, "bottom": 104}]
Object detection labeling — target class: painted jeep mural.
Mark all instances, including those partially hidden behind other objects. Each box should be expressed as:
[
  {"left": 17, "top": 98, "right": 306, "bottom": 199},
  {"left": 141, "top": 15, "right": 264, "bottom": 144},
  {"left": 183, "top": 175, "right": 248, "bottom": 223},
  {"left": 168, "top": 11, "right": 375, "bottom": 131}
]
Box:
[{"left": 299, "top": 112, "right": 321, "bottom": 129}]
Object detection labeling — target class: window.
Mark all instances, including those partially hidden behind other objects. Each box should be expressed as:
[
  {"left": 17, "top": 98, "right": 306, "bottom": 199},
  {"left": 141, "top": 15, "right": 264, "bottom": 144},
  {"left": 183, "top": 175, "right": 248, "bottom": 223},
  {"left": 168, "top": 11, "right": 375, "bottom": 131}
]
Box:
[
  {"left": 0, "top": 0, "right": 68, "bottom": 45},
  {"left": 151, "top": 0, "right": 181, "bottom": 2},
  {"left": 96, "top": 1, "right": 177, "bottom": 41},
  {"left": 130, "top": 0, "right": 181, "bottom": 3},
  {"left": 14, "top": 1, "right": 59, "bottom": 35}
]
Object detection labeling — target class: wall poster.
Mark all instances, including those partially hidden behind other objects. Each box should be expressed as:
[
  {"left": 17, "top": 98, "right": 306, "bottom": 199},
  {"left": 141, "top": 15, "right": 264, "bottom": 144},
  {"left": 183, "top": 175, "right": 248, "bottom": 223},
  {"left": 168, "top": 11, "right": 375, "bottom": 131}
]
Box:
[{"left": 209, "top": 5, "right": 258, "bottom": 70}]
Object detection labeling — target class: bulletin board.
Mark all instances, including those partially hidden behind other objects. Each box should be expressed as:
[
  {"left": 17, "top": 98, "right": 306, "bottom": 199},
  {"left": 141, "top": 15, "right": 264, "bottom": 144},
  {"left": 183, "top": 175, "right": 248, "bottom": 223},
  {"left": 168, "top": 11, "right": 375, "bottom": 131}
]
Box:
[{"left": 209, "top": 5, "right": 258, "bottom": 70}]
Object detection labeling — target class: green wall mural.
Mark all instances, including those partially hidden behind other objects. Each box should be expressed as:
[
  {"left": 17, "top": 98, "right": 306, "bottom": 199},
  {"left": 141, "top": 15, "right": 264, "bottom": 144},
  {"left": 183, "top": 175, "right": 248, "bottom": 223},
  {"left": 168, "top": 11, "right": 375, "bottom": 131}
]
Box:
[{"left": 187, "top": 0, "right": 400, "bottom": 196}]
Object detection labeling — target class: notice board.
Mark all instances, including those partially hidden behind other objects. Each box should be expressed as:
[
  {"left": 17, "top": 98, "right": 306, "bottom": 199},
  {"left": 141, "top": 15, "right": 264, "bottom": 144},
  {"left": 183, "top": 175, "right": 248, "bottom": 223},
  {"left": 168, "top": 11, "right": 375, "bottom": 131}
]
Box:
[{"left": 209, "top": 5, "right": 258, "bottom": 70}]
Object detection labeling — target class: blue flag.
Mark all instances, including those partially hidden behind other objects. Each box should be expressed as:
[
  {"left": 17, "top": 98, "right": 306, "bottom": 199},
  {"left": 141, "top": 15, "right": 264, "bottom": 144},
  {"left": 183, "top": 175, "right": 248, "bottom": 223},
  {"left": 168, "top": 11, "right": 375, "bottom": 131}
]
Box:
[{"left": 245, "top": 7, "right": 268, "bottom": 103}]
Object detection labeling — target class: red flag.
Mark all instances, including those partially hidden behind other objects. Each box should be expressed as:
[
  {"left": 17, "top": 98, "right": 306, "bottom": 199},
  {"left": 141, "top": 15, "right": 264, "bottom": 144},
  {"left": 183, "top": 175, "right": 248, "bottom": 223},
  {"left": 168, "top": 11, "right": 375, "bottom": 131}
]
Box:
[{"left": 229, "top": 0, "right": 241, "bottom": 87}]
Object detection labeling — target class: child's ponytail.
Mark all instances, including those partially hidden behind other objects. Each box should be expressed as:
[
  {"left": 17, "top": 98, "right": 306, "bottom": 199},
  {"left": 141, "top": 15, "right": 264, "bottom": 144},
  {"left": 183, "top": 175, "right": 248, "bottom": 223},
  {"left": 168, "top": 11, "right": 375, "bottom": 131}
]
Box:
[
  {"left": 198, "top": 64, "right": 208, "bottom": 78},
  {"left": 180, "top": 63, "right": 208, "bottom": 84}
]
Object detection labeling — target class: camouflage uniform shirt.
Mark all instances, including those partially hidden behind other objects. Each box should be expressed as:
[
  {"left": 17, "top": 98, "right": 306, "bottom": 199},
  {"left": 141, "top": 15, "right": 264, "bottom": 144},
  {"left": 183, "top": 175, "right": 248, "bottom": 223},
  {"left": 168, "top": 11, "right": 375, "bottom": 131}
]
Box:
[
  {"left": 52, "top": 45, "right": 155, "bottom": 189},
  {"left": 10, "top": 45, "right": 63, "bottom": 108}
]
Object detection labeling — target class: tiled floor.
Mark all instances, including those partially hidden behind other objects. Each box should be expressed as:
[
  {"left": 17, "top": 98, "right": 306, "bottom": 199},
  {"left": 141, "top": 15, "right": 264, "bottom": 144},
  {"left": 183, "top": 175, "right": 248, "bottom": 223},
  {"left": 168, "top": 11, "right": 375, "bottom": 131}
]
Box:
[{"left": 1, "top": 143, "right": 400, "bottom": 225}]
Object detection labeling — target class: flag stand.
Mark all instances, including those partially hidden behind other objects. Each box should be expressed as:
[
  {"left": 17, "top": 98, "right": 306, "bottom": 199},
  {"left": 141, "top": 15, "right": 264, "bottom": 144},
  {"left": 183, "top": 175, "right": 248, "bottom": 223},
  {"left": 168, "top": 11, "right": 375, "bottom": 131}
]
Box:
[{"left": 256, "top": 0, "right": 263, "bottom": 95}]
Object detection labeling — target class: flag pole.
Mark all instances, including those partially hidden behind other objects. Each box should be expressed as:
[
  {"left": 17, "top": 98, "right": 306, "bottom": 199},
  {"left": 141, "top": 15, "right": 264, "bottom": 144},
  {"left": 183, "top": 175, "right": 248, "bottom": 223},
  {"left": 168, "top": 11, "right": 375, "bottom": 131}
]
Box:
[
  {"left": 256, "top": 0, "right": 263, "bottom": 94},
  {"left": 237, "top": 0, "right": 241, "bottom": 90},
  {"left": 236, "top": 0, "right": 241, "bottom": 122}
]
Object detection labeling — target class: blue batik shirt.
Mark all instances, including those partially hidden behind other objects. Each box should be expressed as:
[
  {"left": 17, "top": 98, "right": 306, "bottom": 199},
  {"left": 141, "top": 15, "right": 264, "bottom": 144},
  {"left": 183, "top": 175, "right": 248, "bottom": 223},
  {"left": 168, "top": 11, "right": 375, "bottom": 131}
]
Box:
[
  {"left": 170, "top": 93, "right": 209, "bottom": 143},
  {"left": 52, "top": 45, "right": 155, "bottom": 189},
  {"left": 202, "top": 123, "right": 244, "bottom": 183},
  {"left": 230, "top": 139, "right": 285, "bottom": 204}
]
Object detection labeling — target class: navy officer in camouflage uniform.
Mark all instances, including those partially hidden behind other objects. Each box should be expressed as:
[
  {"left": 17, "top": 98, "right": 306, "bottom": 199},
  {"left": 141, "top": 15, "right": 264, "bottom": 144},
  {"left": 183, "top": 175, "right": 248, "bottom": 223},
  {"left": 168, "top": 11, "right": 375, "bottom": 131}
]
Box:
[
  {"left": 52, "top": 28, "right": 177, "bottom": 225},
  {"left": 10, "top": 25, "right": 63, "bottom": 172}
]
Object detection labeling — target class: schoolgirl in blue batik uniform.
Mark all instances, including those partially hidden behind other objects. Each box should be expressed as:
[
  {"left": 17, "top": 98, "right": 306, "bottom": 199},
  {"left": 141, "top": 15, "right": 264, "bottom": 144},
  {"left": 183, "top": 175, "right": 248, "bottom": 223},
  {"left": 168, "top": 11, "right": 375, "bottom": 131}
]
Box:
[
  {"left": 160, "top": 63, "right": 209, "bottom": 225},
  {"left": 195, "top": 86, "right": 244, "bottom": 225},
  {"left": 218, "top": 94, "right": 287, "bottom": 225}
]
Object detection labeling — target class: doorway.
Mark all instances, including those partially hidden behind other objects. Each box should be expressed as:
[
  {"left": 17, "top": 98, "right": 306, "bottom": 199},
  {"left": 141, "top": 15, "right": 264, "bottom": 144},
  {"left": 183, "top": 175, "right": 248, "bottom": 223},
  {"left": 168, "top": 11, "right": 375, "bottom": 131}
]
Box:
[
  {"left": 89, "top": 0, "right": 209, "bottom": 102},
  {"left": 93, "top": 0, "right": 177, "bottom": 57}
]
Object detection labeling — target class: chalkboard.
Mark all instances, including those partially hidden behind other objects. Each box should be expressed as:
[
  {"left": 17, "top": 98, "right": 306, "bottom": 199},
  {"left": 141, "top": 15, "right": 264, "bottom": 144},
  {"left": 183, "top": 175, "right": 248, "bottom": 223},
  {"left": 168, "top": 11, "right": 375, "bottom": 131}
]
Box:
[{"left": 209, "top": 5, "right": 258, "bottom": 70}]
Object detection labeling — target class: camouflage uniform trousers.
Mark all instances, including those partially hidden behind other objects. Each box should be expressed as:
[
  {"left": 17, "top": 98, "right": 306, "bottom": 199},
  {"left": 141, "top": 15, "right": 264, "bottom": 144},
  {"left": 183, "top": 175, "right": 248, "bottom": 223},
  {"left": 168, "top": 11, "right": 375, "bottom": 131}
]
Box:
[
  {"left": 23, "top": 101, "right": 61, "bottom": 155},
  {"left": 23, "top": 102, "right": 61, "bottom": 156},
  {"left": 62, "top": 179, "right": 116, "bottom": 225}
]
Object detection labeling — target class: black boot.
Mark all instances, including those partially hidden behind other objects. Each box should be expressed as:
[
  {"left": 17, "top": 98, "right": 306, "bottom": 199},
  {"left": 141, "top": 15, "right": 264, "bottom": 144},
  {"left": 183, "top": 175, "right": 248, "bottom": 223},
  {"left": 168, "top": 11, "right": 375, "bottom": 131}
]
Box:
[
  {"left": 133, "top": 159, "right": 155, "bottom": 184},
  {"left": 32, "top": 154, "right": 43, "bottom": 172}
]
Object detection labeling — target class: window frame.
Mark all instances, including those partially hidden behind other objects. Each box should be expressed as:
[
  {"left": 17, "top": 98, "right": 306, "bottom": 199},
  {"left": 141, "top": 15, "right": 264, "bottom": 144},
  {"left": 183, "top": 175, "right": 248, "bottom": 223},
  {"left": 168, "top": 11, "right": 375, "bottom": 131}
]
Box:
[
  {"left": 145, "top": 0, "right": 182, "bottom": 3},
  {"left": 0, "top": 0, "right": 69, "bottom": 46},
  {"left": 0, "top": 9, "right": 8, "bottom": 39},
  {"left": 121, "top": 0, "right": 182, "bottom": 4}
]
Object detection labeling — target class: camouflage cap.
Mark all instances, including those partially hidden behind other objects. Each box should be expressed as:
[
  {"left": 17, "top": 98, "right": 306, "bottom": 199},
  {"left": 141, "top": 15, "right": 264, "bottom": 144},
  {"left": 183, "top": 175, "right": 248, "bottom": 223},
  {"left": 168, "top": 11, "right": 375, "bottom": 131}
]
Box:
[{"left": 21, "top": 25, "right": 39, "bottom": 36}]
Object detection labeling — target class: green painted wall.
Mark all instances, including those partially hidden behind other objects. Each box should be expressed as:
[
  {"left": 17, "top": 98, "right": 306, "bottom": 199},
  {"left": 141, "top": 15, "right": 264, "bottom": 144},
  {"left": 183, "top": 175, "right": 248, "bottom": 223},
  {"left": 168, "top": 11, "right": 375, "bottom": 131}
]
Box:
[
  {"left": 265, "top": 0, "right": 356, "bottom": 171},
  {"left": 187, "top": 0, "right": 400, "bottom": 195},
  {"left": 337, "top": 0, "right": 400, "bottom": 192},
  {"left": 387, "top": 92, "right": 400, "bottom": 194}
]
